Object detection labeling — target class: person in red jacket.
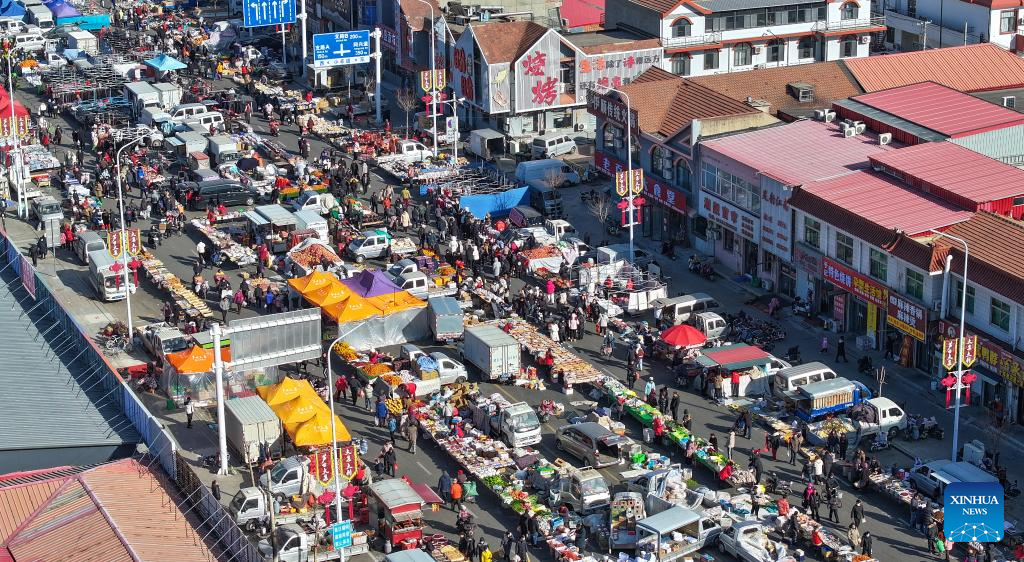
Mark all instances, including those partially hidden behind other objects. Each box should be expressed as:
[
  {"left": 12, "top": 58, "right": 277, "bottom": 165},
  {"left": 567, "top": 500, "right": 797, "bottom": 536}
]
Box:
[{"left": 718, "top": 462, "right": 734, "bottom": 489}]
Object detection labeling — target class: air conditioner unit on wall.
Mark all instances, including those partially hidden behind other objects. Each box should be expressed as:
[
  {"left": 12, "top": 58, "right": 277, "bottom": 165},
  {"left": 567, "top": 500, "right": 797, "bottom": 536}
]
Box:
[
  {"left": 860, "top": 35, "right": 871, "bottom": 43},
  {"left": 879, "top": 132, "right": 892, "bottom": 145}
]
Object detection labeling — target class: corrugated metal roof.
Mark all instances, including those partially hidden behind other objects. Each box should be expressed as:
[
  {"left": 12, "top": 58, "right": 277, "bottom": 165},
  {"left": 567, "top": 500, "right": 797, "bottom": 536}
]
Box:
[
  {"left": 700, "top": 119, "right": 895, "bottom": 186},
  {"left": 224, "top": 395, "right": 277, "bottom": 425},
  {"left": 695, "top": 0, "right": 820, "bottom": 10},
  {"left": 0, "top": 286, "right": 138, "bottom": 455},
  {"left": 842, "top": 44, "right": 1024, "bottom": 93},
  {"left": 949, "top": 125, "right": 1024, "bottom": 166},
  {"left": 0, "top": 479, "right": 68, "bottom": 544},
  {"left": 2, "top": 459, "right": 219, "bottom": 561},
  {"left": 559, "top": 0, "right": 606, "bottom": 29},
  {"left": 850, "top": 82, "right": 1024, "bottom": 138},
  {"left": 801, "top": 171, "right": 974, "bottom": 236},
  {"left": 832, "top": 98, "right": 948, "bottom": 143},
  {"left": 869, "top": 142, "right": 1024, "bottom": 205}
]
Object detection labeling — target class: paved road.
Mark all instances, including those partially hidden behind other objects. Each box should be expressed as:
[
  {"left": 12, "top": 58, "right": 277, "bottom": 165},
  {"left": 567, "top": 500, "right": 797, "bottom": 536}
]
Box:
[{"left": 7, "top": 71, "right": 1019, "bottom": 562}]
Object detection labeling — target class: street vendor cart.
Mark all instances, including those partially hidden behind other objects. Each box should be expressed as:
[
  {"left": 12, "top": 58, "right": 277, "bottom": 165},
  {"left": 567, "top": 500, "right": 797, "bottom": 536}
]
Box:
[{"left": 368, "top": 479, "right": 439, "bottom": 552}]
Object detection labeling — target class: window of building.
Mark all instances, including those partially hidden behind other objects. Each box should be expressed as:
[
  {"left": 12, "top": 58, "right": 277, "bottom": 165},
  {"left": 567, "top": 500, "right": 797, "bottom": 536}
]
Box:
[
  {"left": 693, "top": 216, "right": 708, "bottom": 240},
  {"left": 841, "top": 2, "right": 858, "bottom": 19},
  {"left": 869, "top": 248, "right": 887, "bottom": 281},
  {"left": 767, "top": 39, "right": 784, "bottom": 63},
  {"left": 907, "top": 0, "right": 916, "bottom": 17},
  {"left": 1000, "top": 10, "right": 1016, "bottom": 33},
  {"left": 840, "top": 36, "right": 857, "bottom": 58},
  {"left": 652, "top": 146, "right": 674, "bottom": 181},
  {"left": 723, "top": 228, "right": 736, "bottom": 253},
  {"left": 905, "top": 269, "right": 924, "bottom": 300},
  {"left": 675, "top": 160, "right": 691, "bottom": 190},
  {"left": 953, "top": 279, "right": 975, "bottom": 315},
  {"left": 734, "top": 43, "right": 752, "bottom": 66},
  {"left": 798, "top": 36, "right": 816, "bottom": 59},
  {"left": 704, "top": 50, "right": 720, "bottom": 70},
  {"left": 990, "top": 297, "right": 1011, "bottom": 331},
  {"left": 804, "top": 217, "right": 821, "bottom": 249},
  {"left": 701, "top": 162, "right": 760, "bottom": 214},
  {"left": 602, "top": 123, "right": 624, "bottom": 153},
  {"left": 671, "top": 54, "right": 691, "bottom": 76},
  {"left": 1003, "top": 96, "right": 1016, "bottom": 108},
  {"left": 835, "top": 232, "right": 853, "bottom": 264},
  {"left": 762, "top": 249, "right": 776, "bottom": 274},
  {"left": 671, "top": 17, "right": 692, "bottom": 37}
]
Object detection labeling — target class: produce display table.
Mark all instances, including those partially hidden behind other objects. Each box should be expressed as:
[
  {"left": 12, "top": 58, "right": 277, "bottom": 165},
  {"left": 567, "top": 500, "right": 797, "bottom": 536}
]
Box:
[
  {"left": 494, "top": 320, "right": 602, "bottom": 384},
  {"left": 190, "top": 218, "right": 256, "bottom": 266}
]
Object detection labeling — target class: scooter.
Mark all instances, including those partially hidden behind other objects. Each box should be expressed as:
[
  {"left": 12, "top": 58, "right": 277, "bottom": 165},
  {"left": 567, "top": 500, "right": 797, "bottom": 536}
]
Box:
[
  {"left": 792, "top": 297, "right": 812, "bottom": 316},
  {"left": 782, "top": 345, "right": 802, "bottom": 365}
]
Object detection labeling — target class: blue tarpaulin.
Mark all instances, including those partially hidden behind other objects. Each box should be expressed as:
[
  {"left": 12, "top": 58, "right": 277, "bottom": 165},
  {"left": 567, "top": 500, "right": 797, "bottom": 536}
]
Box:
[
  {"left": 0, "top": 0, "right": 25, "bottom": 18},
  {"left": 57, "top": 14, "right": 111, "bottom": 30},
  {"left": 144, "top": 54, "right": 188, "bottom": 71},
  {"left": 458, "top": 186, "right": 529, "bottom": 219}
]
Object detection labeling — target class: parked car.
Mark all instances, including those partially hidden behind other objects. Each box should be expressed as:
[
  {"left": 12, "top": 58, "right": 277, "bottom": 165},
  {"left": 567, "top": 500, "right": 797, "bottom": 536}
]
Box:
[
  {"left": 717, "top": 521, "right": 788, "bottom": 562},
  {"left": 555, "top": 422, "right": 631, "bottom": 468},
  {"left": 185, "top": 180, "right": 258, "bottom": 209}
]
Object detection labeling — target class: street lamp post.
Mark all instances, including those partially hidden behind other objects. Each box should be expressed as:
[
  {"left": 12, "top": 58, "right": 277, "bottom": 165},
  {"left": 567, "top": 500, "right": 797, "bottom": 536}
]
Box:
[
  {"left": 114, "top": 133, "right": 153, "bottom": 337},
  {"left": 931, "top": 229, "right": 969, "bottom": 462},
  {"left": 596, "top": 85, "right": 635, "bottom": 263},
  {"left": 414, "top": 0, "right": 438, "bottom": 157}
]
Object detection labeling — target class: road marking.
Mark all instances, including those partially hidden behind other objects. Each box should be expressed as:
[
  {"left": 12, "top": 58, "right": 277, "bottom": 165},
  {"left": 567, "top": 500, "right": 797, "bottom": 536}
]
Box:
[{"left": 416, "top": 461, "right": 429, "bottom": 472}]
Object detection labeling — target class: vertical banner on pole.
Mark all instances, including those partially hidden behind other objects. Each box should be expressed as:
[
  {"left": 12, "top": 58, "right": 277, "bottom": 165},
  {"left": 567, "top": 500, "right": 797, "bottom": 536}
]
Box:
[
  {"left": 942, "top": 338, "right": 958, "bottom": 370},
  {"left": 961, "top": 335, "right": 978, "bottom": 367}
]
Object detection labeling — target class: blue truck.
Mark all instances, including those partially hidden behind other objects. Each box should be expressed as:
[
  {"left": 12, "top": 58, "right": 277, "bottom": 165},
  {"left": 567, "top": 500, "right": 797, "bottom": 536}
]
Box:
[{"left": 793, "top": 377, "right": 872, "bottom": 422}]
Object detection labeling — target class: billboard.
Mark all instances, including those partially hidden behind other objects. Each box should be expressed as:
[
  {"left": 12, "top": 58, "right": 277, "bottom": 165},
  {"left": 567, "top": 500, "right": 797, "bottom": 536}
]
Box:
[{"left": 228, "top": 309, "right": 322, "bottom": 370}]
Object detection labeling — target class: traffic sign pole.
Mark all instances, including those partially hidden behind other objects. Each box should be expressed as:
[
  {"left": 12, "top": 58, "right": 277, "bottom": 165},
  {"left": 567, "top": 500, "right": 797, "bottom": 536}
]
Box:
[
  {"left": 373, "top": 28, "right": 382, "bottom": 125},
  {"left": 299, "top": 0, "right": 307, "bottom": 77}
]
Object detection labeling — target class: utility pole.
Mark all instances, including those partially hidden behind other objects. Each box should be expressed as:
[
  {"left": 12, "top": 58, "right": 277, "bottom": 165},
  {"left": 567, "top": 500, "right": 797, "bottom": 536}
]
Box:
[
  {"left": 373, "top": 28, "right": 382, "bottom": 124},
  {"left": 921, "top": 20, "right": 931, "bottom": 50},
  {"left": 299, "top": 0, "right": 308, "bottom": 76}
]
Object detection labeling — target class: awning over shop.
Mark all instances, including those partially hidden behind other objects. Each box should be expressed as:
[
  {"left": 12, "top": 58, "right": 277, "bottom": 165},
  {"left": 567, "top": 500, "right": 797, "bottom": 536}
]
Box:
[
  {"left": 166, "top": 345, "right": 230, "bottom": 374},
  {"left": 696, "top": 343, "right": 772, "bottom": 371}
]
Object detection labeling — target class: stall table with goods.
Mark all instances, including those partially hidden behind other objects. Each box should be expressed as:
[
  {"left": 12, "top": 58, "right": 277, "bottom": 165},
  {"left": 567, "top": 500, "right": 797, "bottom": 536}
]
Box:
[
  {"left": 190, "top": 217, "right": 257, "bottom": 266},
  {"left": 496, "top": 320, "right": 602, "bottom": 385},
  {"left": 138, "top": 251, "right": 213, "bottom": 319}
]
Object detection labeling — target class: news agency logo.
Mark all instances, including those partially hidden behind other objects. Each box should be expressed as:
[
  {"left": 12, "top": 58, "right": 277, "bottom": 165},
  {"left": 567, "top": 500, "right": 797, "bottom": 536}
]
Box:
[{"left": 944, "top": 482, "right": 1004, "bottom": 543}]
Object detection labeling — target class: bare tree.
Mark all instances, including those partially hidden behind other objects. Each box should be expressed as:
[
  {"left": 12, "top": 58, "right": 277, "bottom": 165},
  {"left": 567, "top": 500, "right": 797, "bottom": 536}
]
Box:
[
  {"left": 396, "top": 89, "right": 417, "bottom": 139},
  {"left": 542, "top": 167, "right": 567, "bottom": 190},
  {"left": 586, "top": 190, "right": 612, "bottom": 227}
]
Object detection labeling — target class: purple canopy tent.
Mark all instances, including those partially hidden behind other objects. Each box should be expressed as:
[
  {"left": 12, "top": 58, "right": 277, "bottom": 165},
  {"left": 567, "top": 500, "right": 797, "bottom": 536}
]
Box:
[
  {"left": 341, "top": 270, "right": 402, "bottom": 298},
  {"left": 44, "top": 0, "right": 80, "bottom": 18}
]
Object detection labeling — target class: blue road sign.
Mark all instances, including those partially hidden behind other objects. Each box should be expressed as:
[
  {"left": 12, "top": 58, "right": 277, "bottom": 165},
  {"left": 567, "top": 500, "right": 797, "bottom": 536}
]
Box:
[
  {"left": 330, "top": 521, "right": 354, "bottom": 549},
  {"left": 243, "top": 0, "right": 296, "bottom": 28},
  {"left": 313, "top": 31, "right": 372, "bottom": 68}
]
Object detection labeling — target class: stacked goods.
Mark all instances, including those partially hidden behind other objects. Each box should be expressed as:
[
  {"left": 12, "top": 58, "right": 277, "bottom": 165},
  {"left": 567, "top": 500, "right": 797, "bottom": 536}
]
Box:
[
  {"left": 808, "top": 417, "right": 855, "bottom": 441},
  {"left": 385, "top": 397, "right": 405, "bottom": 414},
  {"left": 520, "top": 247, "right": 560, "bottom": 260},
  {"left": 333, "top": 342, "right": 358, "bottom": 360},
  {"left": 497, "top": 320, "right": 602, "bottom": 384},
  {"left": 288, "top": 243, "right": 342, "bottom": 270}
]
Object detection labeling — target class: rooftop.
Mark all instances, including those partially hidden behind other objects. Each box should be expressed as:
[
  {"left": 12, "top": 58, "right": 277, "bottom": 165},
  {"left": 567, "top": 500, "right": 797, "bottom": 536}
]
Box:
[
  {"left": 800, "top": 171, "right": 974, "bottom": 236},
  {"left": 842, "top": 44, "right": 1024, "bottom": 93},
  {"left": 692, "top": 61, "right": 863, "bottom": 121},
  {"left": 618, "top": 67, "right": 762, "bottom": 138},
  {"left": 0, "top": 459, "right": 219, "bottom": 561},
  {"left": 400, "top": 0, "right": 440, "bottom": 31},
  {"left": 559, "top": 0, "right": 606, "bottom": 29},
  {"left": 949, "top": 124, "right": 1024, "bottom": 166},
  {"left": 564, "top": 28, "right": 661, "bottom": 54},
  {"left": 850, "top": 82, "right": 1024, "bottom": 138},
  {"left": 623, "top": 0, "right": 819, "bottom": 14},
  {"left": 869, "top": 142, "right": 1024, "bottom": 207},
  {"left": 934, "top": 212, "right": 1024, "bottom": 303},
  {"left": 468, "top": 20, "right": 549, "bottom": 64},
  {"left": 700, "top": 119, "right": 895, "bottom": 186},
  {"left": 832, "top": 98, "right": 949, "bottom": 142}
]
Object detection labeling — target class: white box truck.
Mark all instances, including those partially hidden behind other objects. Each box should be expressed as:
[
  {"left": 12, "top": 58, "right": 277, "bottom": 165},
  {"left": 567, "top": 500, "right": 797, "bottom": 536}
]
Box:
[
  {"left": 224, "top": 396, "right": 282, "bottom": 465},
  {"left": 460, "top": 324, "right": 521, "bottom": 382}
]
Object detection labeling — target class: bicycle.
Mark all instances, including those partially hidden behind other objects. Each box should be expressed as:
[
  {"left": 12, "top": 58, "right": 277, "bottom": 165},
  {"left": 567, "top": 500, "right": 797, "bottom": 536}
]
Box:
[{"left": 104, "top": 334, "right": 131, "bottom": 355}]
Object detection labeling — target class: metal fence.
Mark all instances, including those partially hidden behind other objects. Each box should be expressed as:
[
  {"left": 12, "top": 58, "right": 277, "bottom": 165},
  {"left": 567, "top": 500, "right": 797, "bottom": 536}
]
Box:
[{"left": 176, "top": 455, "right": 262, "bottom": 562}]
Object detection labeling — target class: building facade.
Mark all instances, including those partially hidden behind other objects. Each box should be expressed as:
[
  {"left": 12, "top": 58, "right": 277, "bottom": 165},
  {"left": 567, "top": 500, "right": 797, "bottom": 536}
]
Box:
[
  {"left": 604, "top": 0, "right": 885, "bottom": 78},
  {"left": 879, "top": 0, "right": 1022, "bottom": 51},
  {"left": 450, "top": 21, "right": 664, "bottom": 139}
]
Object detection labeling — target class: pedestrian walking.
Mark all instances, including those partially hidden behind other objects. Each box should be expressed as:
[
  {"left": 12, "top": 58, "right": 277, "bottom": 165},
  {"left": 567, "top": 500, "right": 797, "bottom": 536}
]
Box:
[
  {"left": 726, "top": 429, "right": 736, "bottom": 460},
  {"left": 861, "top": 531, "right": 873, "bottom": 557},
  {"left": 670, "top": 392, "right": 680, "bottom": 422},
  {"left": 450, "top": 480, "right": 464, "bottom": 511},
  {"left": 384, "top": 444, "right": 397, "bottom": 477},
  {"left": 836, "top": 335, "right": 848, "bottom": 362},
  {"left": 789, "top": 432, "right": 802, "bottom": 465},
  {"left": 851, "top": 499, "right": 865, "bottom": 528},
  {"left": 406, "top": 421, "right": 418, "bottom": 453},
  {"left": 820, "top": 335, "right": 829, "bottom": 354},
  {"left": 439, "top": 470, "right": 452, "bottom": 505},
  {"left": 827, "top": 489, "right": 841, "bottom": 523},
  {"left": 184, "top": 396, "right": 195, "bottom": 428},
  {"left": 847, "top": 524, "right": 861, "bottom": 551},
  {"left": 387, "top": 415, "right": 398, "bottom": 444}
]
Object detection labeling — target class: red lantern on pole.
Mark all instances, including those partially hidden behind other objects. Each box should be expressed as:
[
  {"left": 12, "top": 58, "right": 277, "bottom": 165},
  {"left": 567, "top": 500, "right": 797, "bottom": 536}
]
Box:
[
  {"left": 940, "top": 374, "right": 956, "bottom": 408},
  {"left": 961, "top": 371, "right": 977, "bottom": 405}
]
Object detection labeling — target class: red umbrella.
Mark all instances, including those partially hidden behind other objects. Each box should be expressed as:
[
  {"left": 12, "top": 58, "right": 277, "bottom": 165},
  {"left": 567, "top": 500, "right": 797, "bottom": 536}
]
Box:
[{"left": 660, "top": 324, "right": 706, "bottom": 348}]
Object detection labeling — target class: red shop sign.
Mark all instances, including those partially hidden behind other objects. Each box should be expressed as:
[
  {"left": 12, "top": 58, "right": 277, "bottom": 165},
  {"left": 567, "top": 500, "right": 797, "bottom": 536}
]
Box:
[
  {"left": 595, "top": 150, "right": 687, "bottom": 214},
  {"left": 821, "top": 257, "right": 887, "bottom": 308}
]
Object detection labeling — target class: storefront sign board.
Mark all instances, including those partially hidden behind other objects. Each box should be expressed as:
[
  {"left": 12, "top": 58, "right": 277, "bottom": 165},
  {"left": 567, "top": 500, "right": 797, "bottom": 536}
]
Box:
[
  {"left": 758, "top": 176, "right": 793, "bottom": 260},
  {"left": 833, "top": 294, "right": 846, "bottom": 332},
  {"left": 886, "top": 292, "right": 928, "bottom": 342},
  {"left": 821, "top": 257, "right": 887, "bottom": 308},
  {"left": 700, "top": 191, "right": 758, "bottom": 241}
]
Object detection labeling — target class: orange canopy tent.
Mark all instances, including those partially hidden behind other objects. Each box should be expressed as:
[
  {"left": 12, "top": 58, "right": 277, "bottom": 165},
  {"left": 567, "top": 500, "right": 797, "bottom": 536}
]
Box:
[
  {"left": 272, "top": 393, "right": 329, "bottom": 424},
  {"left": 322, "top": 294, "right": 382, "bottom": 323},
  {"left": 257, "top": 376, "right": 310, "bottom": 406},
  {"left": 288, "top": 270, "right": 339, "bottom": 294},
  {"left": 285, "top": 409, "right": 352, "bottom": 446},
  {"left": 304, "top": 280, "right": 353, "bottom": 308},
  {"left": 365, "top": 292, "right": 426, "bottom": 315},
  {"left": 165, "top": 345, "right": 231, "bottom": 374}
]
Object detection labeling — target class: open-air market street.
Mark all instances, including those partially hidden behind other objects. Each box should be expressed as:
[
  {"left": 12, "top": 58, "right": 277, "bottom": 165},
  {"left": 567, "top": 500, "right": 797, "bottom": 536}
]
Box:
[{"left": 0, "top": 3, "right": 1023, "bottom": 562}]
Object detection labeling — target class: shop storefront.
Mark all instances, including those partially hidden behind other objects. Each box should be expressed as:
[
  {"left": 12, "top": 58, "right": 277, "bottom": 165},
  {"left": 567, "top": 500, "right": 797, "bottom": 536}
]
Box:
[
  {"left": 594, "top": 150, "right": 689, "bottom": 242},
  {"left": 793, "top": 243, "right": 825, "bottom": 314},
  {"left": 821, "top": 257, "right": 887, "bottom": 351},
  {"left": 698, "top": 191, "right": 760, "bottom": 277},
  {"left": 886, "top": 292, "right": 929, "bottom": 370},
  {"left": 937, "top": 320, "right": 1024, "bottom": 425}
]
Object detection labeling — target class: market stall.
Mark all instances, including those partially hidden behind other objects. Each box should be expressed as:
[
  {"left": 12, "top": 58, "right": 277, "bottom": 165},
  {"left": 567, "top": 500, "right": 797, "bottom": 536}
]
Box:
[
  {"left": 164, "top": 345, "right": 235, "bottom": 406},
  {"left": 496, "top": 320, "right": 602, "bottom": 385},
  {"left": 190, "top": 216, "right": 257, "bottom": 266},
  {"left": 137, "top": 250, "right": 213, "bottom": 320}
]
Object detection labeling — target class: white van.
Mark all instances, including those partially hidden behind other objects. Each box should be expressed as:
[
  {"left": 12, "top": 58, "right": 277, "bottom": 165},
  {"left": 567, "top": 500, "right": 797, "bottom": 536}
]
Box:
[
  {"left": 515, "top": 159, "right": 581, "bottom": 189},
  {"left": 772, "top": 362, "right": 839, "bottom": 397},
  {"left": 0, "top": 19, "right": 30, "bottom": 35},
  {"left": 25, "top": 5, "right": 53, "bottom": 30},
  {"left": 396, "top": 271, "right": 430, "bottom": 299},
  {"left": 13, "top": 32, "right": 47, "bottom": 53},
  {"left": 530, "top": 132, "right": 578, "bottom": 158},
  {"left": 651, "top": 293, "right": 721, "bottom": 325},
  {"left": 168, "top": 103, "right": 209, "bottom": 123},
  {"left": 909, "top": 460, "right": 999, "bottom": 499},
  {"left": 187, "top": 111, "right": 225, "bottom": 131}
]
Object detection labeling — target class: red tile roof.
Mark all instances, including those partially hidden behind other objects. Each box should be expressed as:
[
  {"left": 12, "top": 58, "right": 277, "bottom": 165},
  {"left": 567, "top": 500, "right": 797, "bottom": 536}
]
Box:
[
  {"left": 618, "top": 67, "right": 761, "bottom": 138},
  {"left": 468, "top": 21, "right": 549, "bottom": 64},
  {"left": 935, "top": 212, "right": 1024, "bottom": 303},
  {"left": 801, "top": 171, "right": 974, "bottom": 236},
  {"left": 842, "top": 44, "right": 1024, "bottom": 93},
  {"left": 869, "top": 142, "right": 1024, "bottom": 210},
  {"left": 700, "top": 119, "right": 895, "bottom": 186},
  {"left": 850, "top": 82, "right": 1024, "bottom": 138},
  {"left": 0, "top": 459, "right": 217, "bottom": 561},
  {"left": 691, "top": 61, "right": 863, "bottom": 120},
  {"left": 0, "top": 479, "right": 70, "bottom": 545},
  {"left": 401, "top": 0, "right": 440, "bottom": 32}
]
